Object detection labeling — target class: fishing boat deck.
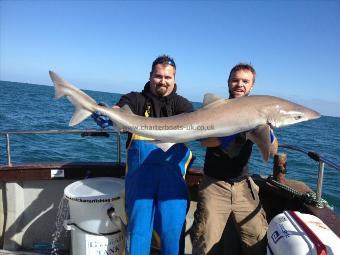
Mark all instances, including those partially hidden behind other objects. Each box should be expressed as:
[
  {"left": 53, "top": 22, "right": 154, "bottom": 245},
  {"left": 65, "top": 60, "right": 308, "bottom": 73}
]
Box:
[
  {"left": 1, "top": 162, "right": 339, "bottom": 253},
  {"left": 0, "top": 130, "right": 339, "bottom": 254}
]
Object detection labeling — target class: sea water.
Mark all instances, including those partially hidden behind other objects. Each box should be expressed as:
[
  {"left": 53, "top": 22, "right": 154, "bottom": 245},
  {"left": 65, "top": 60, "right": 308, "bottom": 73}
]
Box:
[{"left": 0, "top": 81, "right": 339, "bottom": 214}]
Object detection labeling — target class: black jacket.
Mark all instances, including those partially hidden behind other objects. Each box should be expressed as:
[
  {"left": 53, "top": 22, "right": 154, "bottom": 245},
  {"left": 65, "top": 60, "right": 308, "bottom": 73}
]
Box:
[{"left": 116, "top": 82, "right": 193, "bottom": 146}]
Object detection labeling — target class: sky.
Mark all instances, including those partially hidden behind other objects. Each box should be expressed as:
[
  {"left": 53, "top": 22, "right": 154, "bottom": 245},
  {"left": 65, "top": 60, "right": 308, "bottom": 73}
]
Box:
[{"left": 1, "top": 0, "right": 340, "bottom": 117}]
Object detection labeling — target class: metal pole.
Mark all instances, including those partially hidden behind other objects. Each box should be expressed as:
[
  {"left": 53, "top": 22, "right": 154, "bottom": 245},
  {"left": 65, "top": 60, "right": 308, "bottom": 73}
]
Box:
[
  {"left": 6, "top": 133, "right": 12, "bottom": 166},
  {"left": 279, "top": 144, "right": 340, "bottom": 171},
  {"left": 316, "top": 161, "right": 325, "bottom": 206},
  {"left": 116, "top": 132, "right": 121, "bottom": 165}
]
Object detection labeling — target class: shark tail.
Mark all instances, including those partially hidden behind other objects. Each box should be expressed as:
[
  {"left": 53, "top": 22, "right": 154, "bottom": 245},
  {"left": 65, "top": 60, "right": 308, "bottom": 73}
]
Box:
[
  {"left": 67, "top": 96, "right": 94, "bottom": 126},
  {"left": 49, "top": 71, "right": 97, "bottom": 126}
]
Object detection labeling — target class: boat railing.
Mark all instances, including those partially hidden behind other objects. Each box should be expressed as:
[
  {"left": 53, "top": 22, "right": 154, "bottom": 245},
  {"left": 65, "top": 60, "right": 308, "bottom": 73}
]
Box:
[
  {"left": 0, "top": 129, "right": 125, "bottom": 166},
  {"left": 279, "top": 144, "right": 340, "bottom": 207},
  {"left": 1, "top": 130, "right": 339, "bottom": 208}
]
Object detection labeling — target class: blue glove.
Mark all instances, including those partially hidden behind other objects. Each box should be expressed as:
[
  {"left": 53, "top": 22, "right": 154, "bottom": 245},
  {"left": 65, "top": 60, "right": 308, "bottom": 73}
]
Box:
[{"left": 91, "top": 102, "right": 113, "bottom": 129}]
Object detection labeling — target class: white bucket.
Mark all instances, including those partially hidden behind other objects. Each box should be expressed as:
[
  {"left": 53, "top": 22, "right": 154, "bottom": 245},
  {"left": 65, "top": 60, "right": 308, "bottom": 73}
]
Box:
[{"left": 64, "top": 177, "right": 126, "bottom": 255}]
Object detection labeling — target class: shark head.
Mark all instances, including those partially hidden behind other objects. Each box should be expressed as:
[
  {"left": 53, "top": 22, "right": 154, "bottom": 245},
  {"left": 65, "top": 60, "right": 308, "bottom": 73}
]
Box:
[{"left": 265, "top": 98, "right": 321, "bottom": 128}]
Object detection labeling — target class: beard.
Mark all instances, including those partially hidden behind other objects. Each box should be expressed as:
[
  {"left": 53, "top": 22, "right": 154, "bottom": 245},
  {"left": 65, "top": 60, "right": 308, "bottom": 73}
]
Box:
[{"left": 155, "top": 85, "right": 169, "bottom": 96}]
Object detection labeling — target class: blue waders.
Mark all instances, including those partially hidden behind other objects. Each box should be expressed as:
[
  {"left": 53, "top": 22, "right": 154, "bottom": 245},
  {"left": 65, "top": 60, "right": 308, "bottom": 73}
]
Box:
[{"left": 125, "top": 134, "right": 192, "bottom": 255}]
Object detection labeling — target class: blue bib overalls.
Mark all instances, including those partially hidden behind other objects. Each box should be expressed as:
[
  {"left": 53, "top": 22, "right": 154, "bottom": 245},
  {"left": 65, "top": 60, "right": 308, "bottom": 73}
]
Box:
[{"left": 125, "top": 134, "right": 192, "bottom": 255}]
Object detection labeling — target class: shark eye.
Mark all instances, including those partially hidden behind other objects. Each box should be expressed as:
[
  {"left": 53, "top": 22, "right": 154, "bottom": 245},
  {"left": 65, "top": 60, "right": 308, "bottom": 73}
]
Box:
[{"left": 294, "top": 115, "right": 303, "bottom": 120}]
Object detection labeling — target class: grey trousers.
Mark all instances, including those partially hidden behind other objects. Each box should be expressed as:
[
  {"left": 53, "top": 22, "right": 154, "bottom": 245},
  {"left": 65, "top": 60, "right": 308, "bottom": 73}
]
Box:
[{"left": 190, "top": 175, "right": 268, "bottom": 255}]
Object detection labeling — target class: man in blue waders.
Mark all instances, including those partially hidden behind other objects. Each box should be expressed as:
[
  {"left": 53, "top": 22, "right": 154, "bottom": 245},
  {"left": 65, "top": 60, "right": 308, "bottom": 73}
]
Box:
[{"left": 92, "top": 55, "right": 194, "bottom": 255}]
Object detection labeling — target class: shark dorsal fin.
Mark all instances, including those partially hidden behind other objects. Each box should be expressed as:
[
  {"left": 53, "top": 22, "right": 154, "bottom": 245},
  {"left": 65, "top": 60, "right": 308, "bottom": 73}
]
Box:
[
  {"left": 120, "top": 105, "right": 134, "bottom": 115},
  {"left": 203, "top": 93, "right": 225, "bottom": 107}
]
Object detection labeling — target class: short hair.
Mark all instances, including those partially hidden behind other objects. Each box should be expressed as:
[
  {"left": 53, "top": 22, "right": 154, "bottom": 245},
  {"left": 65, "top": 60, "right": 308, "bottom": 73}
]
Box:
[
  {"left": 151, "top": 55, "right": 176, "bottom": 73},
  {"left": 228, "top": 63, "right": 256, "bottom": 84}
]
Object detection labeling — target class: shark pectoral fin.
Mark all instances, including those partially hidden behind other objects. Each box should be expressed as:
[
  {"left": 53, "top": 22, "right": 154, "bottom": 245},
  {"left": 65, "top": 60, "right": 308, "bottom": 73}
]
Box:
[
  {"left": 146, "top": 141, "right": 176, "bottom": 152},
  {"left": 246, "top": 124, "right": 272, "bottom": 162}
]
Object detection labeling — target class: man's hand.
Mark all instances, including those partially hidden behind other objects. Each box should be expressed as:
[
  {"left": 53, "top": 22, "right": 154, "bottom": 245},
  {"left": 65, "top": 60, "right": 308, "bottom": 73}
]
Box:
[
  {"left": 270, "top": 129, "right": 278, "bottom": 156},
  {"left": 200, "top": 138, "right": 221, "bottom": 147}
]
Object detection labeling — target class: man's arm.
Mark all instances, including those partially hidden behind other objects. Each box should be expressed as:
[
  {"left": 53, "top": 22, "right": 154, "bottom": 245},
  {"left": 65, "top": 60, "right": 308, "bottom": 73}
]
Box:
[
  {"left": 116, "top": 92, "right": 137, "bottom": 112},
  {"left": 92, "top": 92, "right": 137, "bottom": 129},
  {"left": 200, "top": 135, "right": 238, "bottom": 148},
  {"left": 175, "top": 96, "right": 194, "bottom": 114},
  {"left": 201, "top": 130, "right": 278, "bottom": 154},
  {"left": 200, "top": 138, "right": 221, "bottom": 147}
]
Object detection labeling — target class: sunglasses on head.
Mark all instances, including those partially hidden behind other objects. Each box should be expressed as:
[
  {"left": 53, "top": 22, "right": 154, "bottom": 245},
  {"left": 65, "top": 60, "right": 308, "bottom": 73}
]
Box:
[{"left": 153, "top": 58, "right": 176, "bottom": 69}]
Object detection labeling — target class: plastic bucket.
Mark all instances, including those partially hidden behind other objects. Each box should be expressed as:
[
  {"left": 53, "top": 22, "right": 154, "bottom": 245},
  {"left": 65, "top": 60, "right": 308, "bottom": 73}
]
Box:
[{"left": 64, "top": 177, "right": 126, "bottom": 255}]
